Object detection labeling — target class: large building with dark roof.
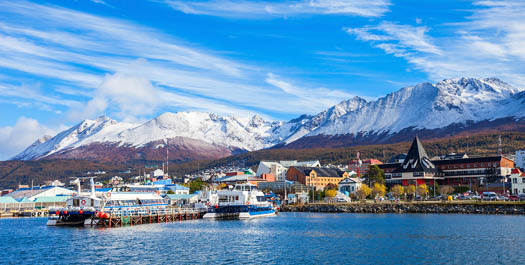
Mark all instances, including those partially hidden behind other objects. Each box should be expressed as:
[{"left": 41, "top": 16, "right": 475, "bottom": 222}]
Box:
[{"left": 379, "top": 137, "right": 515, "bottom": 191}]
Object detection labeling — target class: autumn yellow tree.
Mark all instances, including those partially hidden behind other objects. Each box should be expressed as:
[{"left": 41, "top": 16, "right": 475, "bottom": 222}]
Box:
[
  {"left": 217, "top": 183, "right": 227, "bottom": 190},
  {"left": 416, "top": 184, "right": 429, "bottom": 198},
  {"left": 372, "top": 183, "right": 386, "bottom": 199},
  {"left": 356, "top": 184, "right": 371, "bottom": 201},
  {"left": 406, "top": 185, "right": 416, "bottom": 199},
  {"left": 391, "top": 185, "right": 404, "bottom": 199},
  {"left": 325, "top": 189, "right": 337, "bottom": 197}
]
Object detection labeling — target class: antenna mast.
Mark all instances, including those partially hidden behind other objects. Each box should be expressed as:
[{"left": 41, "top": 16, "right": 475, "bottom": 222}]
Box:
[
  {"left": 498, "top": 135, "right": 502, "bottom": 156},
  {"left": 166, "top": 139, "right": 169, "bottom": 177}
]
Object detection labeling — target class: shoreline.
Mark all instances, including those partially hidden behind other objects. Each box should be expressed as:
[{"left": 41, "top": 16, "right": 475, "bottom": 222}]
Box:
[{"left": 281, "top": 202, "right": 525, "bottom": 215}]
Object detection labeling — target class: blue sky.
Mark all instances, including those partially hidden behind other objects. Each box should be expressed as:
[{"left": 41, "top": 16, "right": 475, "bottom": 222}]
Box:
[{"left": 1, "top": 0, "right": 525, "bottom": 159}]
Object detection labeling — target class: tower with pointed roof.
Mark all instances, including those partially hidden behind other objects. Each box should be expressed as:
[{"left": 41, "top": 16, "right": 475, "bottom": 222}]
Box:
[{"left": 392, "top": 136, "right": 443, "bottom": 186}]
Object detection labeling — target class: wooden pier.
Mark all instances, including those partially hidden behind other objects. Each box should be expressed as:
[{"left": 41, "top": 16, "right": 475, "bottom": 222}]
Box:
[{"left": 88, "top": 208, "right": 205, "bottom": 228}]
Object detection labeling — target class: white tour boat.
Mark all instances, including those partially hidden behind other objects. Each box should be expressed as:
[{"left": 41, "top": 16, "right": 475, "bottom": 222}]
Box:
[{"left": 203, "top": 183, "right": 277, "bottom": 219}]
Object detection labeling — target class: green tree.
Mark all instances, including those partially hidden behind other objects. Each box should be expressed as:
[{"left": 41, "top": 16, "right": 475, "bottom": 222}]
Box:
[
  {"left": 391, "top": 185, "right": 404, "bottom": 199},
  {"left": 364, "top": 165, "right": 385, "bottom": 186},
  {"left": 187, "top": 177, "right": 204, "bottom": 193},
  {"left": 356, "top": 184, "right": 371, "bottom": 201},
  {"left": 166, "top": 189, "right": 175, "bottom": 194},
  {"left": 372, "top": 183, "right": 386, "bottom": 199}
]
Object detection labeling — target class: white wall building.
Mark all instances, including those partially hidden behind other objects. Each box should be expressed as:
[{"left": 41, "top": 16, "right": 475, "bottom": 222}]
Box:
[
  {"left": 516, "top": 150, "right": 525, "bottom": 169},
  {"left": 338, "top": 178, "right": 362, "bottom": 194},
  {"left": 256, "top": 161, "right": 287, "bottom": 181},
  {"left": 510, "top": 169, "right": 525, "bottom": 195}
]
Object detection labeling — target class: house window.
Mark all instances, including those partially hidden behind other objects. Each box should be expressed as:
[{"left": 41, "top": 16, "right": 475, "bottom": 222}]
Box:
[
  {"left": 523, "top": 178, "right": 525, "bottom": 183},
  {"left": 513, "top": 178, "right": 518, "bottom": 184},
  {"left": 523, "top": 188, "right": 525, "bottom": 194},
  {"left": 515, "top": 189, "right": 518, "bottom": 194}
]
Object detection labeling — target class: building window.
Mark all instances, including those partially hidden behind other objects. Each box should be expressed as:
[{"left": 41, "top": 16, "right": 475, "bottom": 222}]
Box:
[
  {"left": 513, "top": 178, "right": 518, "bottom": 184},
  {"left": 523, "top": 178, "right": 525, "bottom": 184}
]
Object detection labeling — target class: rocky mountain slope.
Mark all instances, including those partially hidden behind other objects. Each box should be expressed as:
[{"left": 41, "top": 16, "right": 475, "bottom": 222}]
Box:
[{"left": 12, "top": 77, "right": 525, "bottom": 161}]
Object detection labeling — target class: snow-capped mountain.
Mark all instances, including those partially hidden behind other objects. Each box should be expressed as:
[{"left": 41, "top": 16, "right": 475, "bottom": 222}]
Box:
[
  {"left": 13, "top": 77, "right": 525, "bottom": 161},
  {"left": 283, "top": 77, "right": 525, "bottom": 146}
]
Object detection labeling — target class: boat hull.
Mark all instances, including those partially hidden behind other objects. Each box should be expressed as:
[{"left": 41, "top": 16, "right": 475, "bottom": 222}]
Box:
[{"left": 203, "top": 205, "right": 276, "bottom": 219}]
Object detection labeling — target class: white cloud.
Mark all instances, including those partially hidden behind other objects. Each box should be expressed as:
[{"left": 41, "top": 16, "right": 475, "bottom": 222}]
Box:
[
  {"left": 167, "top": 0, "right": 391, "bottom": 18},
  {"left": 0, "top": 0, "right": 353, "bottom": 122},
  {"left": 0, "top": 117, "right": 65, "bottom": 160},
  {"left": 265, "top": 73, "right": 354, "bottom": 113},
  {"left": 345, "top": 0, "right": 525, "bottom": 86}
]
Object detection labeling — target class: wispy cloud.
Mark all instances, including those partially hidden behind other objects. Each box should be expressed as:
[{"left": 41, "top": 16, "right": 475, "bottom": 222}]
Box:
[
  {"left": 265, "top": 73, "right": 354, "bottom": 112},
  {"left": 0, "top": 1, "right": 353, "bottom": 122},
  {"left": 166, "top": 0, "right": 391, "bottom": 18},
  {"left": 345, "top": 0, "right": 525, "bottom": 86}
]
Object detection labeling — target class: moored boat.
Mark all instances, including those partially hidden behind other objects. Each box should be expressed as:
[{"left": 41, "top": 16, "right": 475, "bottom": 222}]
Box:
[{"left": 203, "top": 183, "right": 277, "bottom": 219}]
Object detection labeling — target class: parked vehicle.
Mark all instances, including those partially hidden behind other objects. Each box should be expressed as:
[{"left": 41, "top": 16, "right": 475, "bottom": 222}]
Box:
[
  {"left": 482, "top": 192, "right": 499, "bottom": 201},
  {"left": 508, "top": 195, "right": 519, "bottom": 201},
  {"left": 519, "top": 194, "right": 525, "bottom": 201}
]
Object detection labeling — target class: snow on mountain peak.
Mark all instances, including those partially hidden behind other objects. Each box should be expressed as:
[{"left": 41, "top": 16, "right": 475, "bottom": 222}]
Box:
[{"left": 12, "top": 77, "right": 525, "bottom": 161}]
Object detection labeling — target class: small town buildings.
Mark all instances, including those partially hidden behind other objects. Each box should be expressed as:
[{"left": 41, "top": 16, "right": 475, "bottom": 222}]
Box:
[
  {"left": 286, "top": 166, "right": 349, "bottom": 190},
  {"left": 516, "top": 150, "right": 525, "bottom": 169},
  {"left": 256, "top": 160, "right": 321, "bottom": 181},
  {"left": 510, "top": 168, "right": 525, "bottom": 195},
  {"left": 348, "top": 159, "right": 383, "bottom": 177},
  {"left": 338, "top": 178, "right": 362, "bottom": 194}
]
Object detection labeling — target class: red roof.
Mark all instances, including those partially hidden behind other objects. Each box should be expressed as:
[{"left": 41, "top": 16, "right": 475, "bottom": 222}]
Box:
[{"left": 511, "top": 168, "right": 522, "bottom": 174}]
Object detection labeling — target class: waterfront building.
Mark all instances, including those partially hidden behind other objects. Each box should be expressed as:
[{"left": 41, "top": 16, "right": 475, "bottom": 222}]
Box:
[
  {"left": 379, "top": 137, "right": 515, "bottom": 191},
  {"left": 6, "top": 186, "right": 75, "bottom": 201},
  {"left": 286, "top": 166, "right": 349, "bottom": 190},
  {"left": 516, "top": 150, "right": 525, "bottom": 169},
  {"left": 383, "top": 136, "right": 443, "bottom": 186},
  {"left": 510, "top": 168, "right": 525, "bottom": 195},
  {"left": 338, "top": 178, "right": 362, "bottom": 194},
  {"left": 348, "top": 159, "right": 383, "bottom": 177}
]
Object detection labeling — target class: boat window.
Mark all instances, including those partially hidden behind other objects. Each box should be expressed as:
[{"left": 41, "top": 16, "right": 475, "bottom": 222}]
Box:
[{"left": 73, "top": 199, "right": 79, "bottom": 206}]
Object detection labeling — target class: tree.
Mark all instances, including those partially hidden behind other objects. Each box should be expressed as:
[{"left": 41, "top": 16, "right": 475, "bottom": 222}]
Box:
[
  {"left": 166, "top": 189, "right": 175, "bottom": 194},
  {"left": 372, "top": 183, "right": 386, "bottom": 199},
  {"left": 325, "top": 183, "right": 338, "bottom": 191},
  {"left": 391, "top": 185, "right": 404, "bottom": 199},
  {"left": 364, "top": 165, "right": 385, "bottom": 186},
  {"left": 325, "top": 189, "right": 337, "bottom": 197},
  {"left": 188, "top": 177, "right": 205, "bottom": 193},
  {"left": 406, "top": 185, "right": 416, "bottom": 199},
  {"left": 416, "top": 184, "right": 429, "bottom": 198},
  {"left": 440, "top": 185, "right": 454, "bottom": 197},
  {"left": 356, "top": 184, "right": 371, "bottom": 201},
  {"left": 216, "top": 183, "right": 227, "bottom": 190}
]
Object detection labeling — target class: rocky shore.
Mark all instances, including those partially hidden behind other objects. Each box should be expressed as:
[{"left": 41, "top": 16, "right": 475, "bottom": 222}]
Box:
[{"left": 281, "top": 202, "right": 525, "bottom": 215}]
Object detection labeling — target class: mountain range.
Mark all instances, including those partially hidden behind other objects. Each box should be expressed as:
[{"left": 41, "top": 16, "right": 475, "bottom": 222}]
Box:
[{"left": 12, "top": 77, "right": 525, "bottom": 162}]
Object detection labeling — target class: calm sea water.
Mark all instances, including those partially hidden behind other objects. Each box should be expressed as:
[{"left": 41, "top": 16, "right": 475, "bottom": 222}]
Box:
[{"left": 1, "top": 213, "right": 524, "bottom": 264}]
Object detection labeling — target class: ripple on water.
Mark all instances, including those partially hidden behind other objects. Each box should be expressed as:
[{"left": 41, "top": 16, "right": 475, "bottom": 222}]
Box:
[{"left": 1, "top": 213, "right": 525, "bottom": 264}]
